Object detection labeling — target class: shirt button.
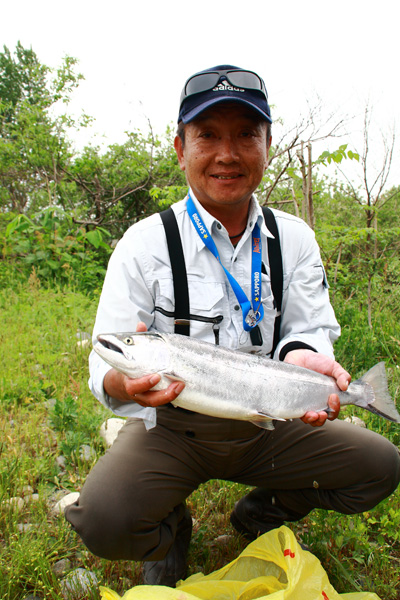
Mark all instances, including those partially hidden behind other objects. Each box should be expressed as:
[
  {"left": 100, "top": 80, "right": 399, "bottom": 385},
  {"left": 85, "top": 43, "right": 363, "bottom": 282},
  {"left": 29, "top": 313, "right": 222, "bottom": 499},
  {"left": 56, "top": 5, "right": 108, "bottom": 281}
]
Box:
[
  {"left": 216, "top": 223, "right": 222, "bottom": 229},
  {"left": 234, "top": 305, "right": 240, "bottom": 311}
]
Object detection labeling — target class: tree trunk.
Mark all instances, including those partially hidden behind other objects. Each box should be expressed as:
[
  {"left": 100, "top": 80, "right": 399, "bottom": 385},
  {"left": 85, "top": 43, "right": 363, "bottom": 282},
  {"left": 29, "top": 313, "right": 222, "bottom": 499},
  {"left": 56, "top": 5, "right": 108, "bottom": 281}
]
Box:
[
  {"left": 297, "top": 141, "right": 315, "bottom": 229},
  {"left": 307, "top": 143, "right": 314, "bottom": 229}
]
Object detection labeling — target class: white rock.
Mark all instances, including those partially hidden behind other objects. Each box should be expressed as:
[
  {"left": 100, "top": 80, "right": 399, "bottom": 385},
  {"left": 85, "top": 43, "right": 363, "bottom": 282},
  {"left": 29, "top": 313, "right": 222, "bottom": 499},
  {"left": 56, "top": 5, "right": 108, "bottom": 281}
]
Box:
[
  {"left": 213, "top": 534, "right": 234, "bottom": 546},
  {"left": 2, "top": 496, "right": 24, "bottom": 511},
  {"left": 45, "top": 398, "right": 57, "bottom": 409},
  {"left": 52, "top": 492, "right": 80, "bottom": 515},
  {"left": 56, "top": 455, "right": 67, "bottom": 470},
  {"left": 344, "top": 416, "right": 366, "bottom": 428},
  {"left": 76, "top": 332, "right": 91, "bottom": 349},
  {"left": 79, "top": 444, "right": 97, "bottom": 462},
  {"left": 76, "top": 339, "right": 90, "bottom": 348},
  {"left": 52, "top": 558, "right": 72, "bottom": 577},
  {"left": 24, "top": 493, "right": 40, "bottom": 504},
  {"left": 76, "top": 331, "right": 91, "bottom": 341},
  {"left": 17, "top": 523, "right": 34, "bottom": 533},
  {"left": 60, "top": 568, "right": 98, "bottom": 599},
  {"left": 100, "top": 418, "right": 126, "bottom": 447},
  {"left": 52, "top": 489, "right": 71, "bottom": 503}
]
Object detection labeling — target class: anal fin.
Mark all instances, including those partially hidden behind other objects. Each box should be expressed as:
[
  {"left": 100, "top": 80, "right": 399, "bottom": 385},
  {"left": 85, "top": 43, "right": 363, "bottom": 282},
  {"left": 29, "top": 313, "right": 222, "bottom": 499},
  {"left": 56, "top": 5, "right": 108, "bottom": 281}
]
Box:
[{"left": 250, "top": 419, "right": 276, "bottom": 430}]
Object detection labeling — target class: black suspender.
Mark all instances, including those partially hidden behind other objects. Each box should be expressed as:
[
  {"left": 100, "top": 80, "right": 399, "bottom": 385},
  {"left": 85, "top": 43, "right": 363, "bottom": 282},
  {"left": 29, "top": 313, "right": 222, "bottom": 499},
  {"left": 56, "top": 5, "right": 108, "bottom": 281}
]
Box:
[
  {"left": 159, "top": 209, "right": 190, "bottom": 337},
  {"left": 160, "top": 205, "right": 283, "bottom": 356},
  {"left": 262, "top": 206, "right": 283, "bottom": 358}
]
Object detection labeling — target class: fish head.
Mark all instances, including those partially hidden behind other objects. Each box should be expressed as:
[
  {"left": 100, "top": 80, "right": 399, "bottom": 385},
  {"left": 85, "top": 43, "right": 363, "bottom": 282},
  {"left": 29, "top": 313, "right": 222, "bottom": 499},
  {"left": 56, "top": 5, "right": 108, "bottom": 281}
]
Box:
[{"left": 93, "top": 332, "right": 169, "bottom": 378}]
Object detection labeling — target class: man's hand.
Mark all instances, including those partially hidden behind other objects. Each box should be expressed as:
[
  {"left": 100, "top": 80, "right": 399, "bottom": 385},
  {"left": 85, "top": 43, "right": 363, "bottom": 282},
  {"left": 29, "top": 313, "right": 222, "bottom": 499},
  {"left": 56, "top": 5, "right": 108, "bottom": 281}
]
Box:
[
  {"left": 103, "top": 322, "right": 185, "bottom": 407},
  {"left": 284, "top": 349, "right": 351, "bottom": 427}
]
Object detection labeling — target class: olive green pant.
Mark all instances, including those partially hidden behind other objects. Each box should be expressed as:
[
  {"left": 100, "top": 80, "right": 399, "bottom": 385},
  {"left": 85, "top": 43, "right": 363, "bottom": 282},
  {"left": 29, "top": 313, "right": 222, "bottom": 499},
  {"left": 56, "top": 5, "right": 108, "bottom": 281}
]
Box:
[{"left": 65, "top": 406, "right": 400, "bottom": 561}]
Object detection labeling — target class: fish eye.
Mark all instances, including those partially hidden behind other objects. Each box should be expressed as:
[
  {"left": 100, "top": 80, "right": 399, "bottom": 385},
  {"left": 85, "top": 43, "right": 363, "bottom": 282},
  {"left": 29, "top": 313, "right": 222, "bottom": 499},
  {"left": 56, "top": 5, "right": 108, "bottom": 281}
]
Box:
[{"left": 124, "top": 336, "right": 134, "bottom": 345}]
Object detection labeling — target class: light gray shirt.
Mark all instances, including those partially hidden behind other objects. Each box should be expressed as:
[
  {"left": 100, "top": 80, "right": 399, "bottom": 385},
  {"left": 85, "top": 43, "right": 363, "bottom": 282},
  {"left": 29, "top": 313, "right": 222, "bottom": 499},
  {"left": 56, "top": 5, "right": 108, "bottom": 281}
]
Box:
[{"left": 89, "top": 190, "right": 340, "bottom": 429}]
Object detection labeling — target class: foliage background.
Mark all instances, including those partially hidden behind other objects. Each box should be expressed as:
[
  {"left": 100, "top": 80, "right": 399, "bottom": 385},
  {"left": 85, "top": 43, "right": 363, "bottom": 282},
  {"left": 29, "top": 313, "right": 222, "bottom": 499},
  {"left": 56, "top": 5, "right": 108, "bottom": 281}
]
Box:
[{"left": 0, "top": 44, "right": 399, "bottom": 599}]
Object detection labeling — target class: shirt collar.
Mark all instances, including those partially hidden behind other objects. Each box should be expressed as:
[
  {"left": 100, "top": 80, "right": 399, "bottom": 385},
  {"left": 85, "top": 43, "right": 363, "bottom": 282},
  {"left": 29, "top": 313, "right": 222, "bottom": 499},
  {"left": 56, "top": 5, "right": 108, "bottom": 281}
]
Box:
[
  {"left": 187, "top": 190, "right": 274, "bottom": 251},
  {"left": 185, "top": 190, "right": 218, "bottom": 251},
  {"left": 249, "top": 196, "right": 275, "bottom": 239}
]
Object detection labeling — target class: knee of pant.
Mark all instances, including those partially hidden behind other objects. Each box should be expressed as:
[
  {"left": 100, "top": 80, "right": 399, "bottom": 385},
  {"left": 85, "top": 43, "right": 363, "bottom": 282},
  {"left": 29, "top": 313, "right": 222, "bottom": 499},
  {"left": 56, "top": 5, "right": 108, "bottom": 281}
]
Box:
[
  {"left": 386, "top": 444, "right": 400, "bottom": 494},
  {"left": 65, "top": 501, "right": 150, "bottom": 561},
  {"left": 368, "top": 438, "right": 400, "bottom": 497}
]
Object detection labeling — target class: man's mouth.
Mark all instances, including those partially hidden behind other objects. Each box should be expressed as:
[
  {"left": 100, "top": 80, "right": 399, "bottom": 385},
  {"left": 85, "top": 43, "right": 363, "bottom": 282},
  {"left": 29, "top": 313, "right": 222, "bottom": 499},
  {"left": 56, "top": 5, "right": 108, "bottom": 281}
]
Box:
[{"left": 211, "top": 174, "right": 242, "bottom": 180}]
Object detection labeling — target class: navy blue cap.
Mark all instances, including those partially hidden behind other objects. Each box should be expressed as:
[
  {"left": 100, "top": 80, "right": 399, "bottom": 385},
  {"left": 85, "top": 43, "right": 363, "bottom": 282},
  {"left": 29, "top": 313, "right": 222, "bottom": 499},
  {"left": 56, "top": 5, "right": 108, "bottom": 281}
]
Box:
[{"left": 178, "top": 65, "right": 272, "bottom": 124}]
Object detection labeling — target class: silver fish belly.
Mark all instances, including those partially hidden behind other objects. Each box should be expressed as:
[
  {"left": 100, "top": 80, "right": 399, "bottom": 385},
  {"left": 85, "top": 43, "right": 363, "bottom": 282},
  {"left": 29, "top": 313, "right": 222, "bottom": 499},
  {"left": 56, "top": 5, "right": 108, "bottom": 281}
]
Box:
[{"left": 93, "top": 332, "right": 400, "bottom": 428}]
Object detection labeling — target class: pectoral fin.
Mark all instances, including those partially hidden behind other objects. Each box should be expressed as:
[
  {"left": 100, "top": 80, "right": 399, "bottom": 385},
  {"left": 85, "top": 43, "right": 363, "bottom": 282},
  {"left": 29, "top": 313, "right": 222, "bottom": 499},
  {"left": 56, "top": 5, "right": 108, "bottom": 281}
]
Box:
[
  {"left": 165, "top": 373, "right": 185, "bottom": 383},
  {"left": 250, "top": 412, "right": 286, "bottom": 430}
]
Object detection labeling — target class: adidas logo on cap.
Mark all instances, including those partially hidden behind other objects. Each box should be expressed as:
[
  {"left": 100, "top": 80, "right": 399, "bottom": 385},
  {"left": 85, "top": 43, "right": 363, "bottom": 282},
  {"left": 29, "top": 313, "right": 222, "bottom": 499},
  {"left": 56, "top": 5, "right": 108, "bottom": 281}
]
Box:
[{"left": 212, "top": 80, "right": 245, "bottom": 93}]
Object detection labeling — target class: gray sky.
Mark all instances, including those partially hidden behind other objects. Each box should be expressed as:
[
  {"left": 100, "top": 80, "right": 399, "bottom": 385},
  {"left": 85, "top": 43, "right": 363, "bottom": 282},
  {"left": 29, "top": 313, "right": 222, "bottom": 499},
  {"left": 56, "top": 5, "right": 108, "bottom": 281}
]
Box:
[{"left": 2, "top": 0, "right": 399, "bottom": 188}]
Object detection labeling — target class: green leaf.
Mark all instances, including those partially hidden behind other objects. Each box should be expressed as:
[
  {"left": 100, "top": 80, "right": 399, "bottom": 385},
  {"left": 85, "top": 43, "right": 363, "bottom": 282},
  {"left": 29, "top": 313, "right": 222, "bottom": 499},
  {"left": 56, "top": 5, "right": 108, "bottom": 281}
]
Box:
[
  {"left": 85, "top": 229, "right": 102, "bottom": 249},
  {"left": 45, "top": 259, "right": 60, "bottom": 270},
  {"left": 5, "top": 215, "right": 33, "bottom": 236}
]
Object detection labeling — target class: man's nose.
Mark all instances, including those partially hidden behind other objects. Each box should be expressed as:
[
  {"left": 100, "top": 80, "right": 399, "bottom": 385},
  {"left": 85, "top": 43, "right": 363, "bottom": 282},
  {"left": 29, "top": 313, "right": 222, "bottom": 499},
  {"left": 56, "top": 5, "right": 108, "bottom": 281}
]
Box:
[{"left": 215, "top": 136, "right": 240, "bottom": 162}]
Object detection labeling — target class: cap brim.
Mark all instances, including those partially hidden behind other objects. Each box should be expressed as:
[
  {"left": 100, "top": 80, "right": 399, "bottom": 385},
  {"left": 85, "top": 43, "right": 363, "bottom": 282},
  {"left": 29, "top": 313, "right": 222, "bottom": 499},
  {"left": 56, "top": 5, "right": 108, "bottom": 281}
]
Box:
[{"left": 180, "top": 96, "right": 272, "bottom": 124}]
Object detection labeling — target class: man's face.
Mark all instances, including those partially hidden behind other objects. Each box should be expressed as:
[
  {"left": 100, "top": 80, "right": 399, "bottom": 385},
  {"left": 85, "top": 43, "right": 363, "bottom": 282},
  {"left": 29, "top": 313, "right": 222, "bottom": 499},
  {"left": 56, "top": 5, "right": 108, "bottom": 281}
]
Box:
[{"left": 174, "top": 104, "right": 271, "bottom": 217}]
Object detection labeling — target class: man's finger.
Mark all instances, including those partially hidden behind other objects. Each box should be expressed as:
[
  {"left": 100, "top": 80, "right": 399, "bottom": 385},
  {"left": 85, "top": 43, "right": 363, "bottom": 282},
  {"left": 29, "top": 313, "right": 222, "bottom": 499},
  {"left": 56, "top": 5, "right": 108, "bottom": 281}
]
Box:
[
  {"left": 133, "top": 381, "right": 185, "bottom": 408},
  {"left": 124, "top": 373, "right": 161, "bottom": 396},
  {"left": 327, "top": 394, "right": 341, "bottom": 420},
  {"left": 301, "top": 410, "right": 328, "bottom": 427}
]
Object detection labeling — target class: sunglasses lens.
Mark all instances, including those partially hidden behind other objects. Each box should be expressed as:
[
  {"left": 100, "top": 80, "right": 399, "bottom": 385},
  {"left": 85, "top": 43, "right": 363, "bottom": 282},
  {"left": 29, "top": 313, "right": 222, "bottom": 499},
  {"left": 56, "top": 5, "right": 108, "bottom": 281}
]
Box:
[
  {"left": 185, "top": 72, "right": 220, "bottom": 97},
  {"left": 227, "top": 71, "right": 264, "bottom": 94}
]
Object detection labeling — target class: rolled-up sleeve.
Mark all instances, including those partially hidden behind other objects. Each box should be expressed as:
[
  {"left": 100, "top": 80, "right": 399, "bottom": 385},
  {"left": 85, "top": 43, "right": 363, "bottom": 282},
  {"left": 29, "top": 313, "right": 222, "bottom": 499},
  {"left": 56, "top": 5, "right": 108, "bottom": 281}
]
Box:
[
  {"left": 88, "top": 221, "right": 160, "bottom": 427},
  {"left": 274, "top": 216, "right": 340, "bottom": 360}
]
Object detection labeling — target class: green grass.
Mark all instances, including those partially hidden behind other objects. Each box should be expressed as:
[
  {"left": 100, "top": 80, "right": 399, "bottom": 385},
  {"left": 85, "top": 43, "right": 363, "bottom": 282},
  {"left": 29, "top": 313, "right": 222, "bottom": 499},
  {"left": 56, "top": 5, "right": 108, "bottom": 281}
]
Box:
[{"left": 0, "top": 282, "right": 399, "bottom": 599}]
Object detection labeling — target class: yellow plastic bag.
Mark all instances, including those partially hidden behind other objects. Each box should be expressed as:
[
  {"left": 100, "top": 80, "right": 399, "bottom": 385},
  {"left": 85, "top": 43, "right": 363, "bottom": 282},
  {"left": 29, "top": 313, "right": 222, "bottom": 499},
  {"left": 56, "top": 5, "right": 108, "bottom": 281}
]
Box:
[{"left": 99, "top": 526, "right": 381, "bottom": 600}]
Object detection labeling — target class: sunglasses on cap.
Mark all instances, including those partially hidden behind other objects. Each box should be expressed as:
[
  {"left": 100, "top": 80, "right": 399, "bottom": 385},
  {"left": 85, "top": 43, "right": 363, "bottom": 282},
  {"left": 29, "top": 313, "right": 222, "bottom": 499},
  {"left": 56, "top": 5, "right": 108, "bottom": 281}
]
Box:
[{"left": 180, "top": 68, "right": 268, "bottom": 107}]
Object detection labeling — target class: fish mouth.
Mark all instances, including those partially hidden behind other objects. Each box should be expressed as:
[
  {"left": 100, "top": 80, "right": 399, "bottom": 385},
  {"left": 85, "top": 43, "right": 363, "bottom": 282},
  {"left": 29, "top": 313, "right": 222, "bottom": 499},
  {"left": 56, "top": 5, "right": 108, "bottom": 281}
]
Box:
[{"left": 97, "top": 335, "right": 124, "bottom": 355}]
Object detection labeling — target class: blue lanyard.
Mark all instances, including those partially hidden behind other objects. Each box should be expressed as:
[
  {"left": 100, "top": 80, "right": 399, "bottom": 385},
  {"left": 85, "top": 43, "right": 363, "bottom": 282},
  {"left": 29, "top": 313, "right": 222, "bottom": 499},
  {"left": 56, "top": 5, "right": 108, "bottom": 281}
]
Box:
[{"left": 186, "top": 192, "right": 264, "bottom": 332}]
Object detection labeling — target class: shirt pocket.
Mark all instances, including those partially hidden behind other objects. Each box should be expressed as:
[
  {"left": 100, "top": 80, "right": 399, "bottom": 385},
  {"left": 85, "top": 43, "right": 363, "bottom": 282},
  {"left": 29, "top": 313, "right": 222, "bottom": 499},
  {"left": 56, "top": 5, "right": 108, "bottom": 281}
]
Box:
[{"left": 153, "top": 277, "right": 225, "bottom": 344}]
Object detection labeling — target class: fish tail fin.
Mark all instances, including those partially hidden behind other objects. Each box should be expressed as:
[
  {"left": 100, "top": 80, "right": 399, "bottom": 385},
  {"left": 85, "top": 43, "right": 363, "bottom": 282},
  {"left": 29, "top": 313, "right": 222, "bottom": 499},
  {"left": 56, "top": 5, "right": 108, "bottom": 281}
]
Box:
[{"left": 357, "top": 362, "right": 400, "bottom": 423}]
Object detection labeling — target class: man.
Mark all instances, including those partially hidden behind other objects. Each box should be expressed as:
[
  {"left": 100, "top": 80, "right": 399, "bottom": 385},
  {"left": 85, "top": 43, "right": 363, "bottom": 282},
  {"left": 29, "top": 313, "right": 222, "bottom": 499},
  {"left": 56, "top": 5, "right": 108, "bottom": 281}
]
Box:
[{"left": 65, "top": 65, "right": 400, "bottom": 587}]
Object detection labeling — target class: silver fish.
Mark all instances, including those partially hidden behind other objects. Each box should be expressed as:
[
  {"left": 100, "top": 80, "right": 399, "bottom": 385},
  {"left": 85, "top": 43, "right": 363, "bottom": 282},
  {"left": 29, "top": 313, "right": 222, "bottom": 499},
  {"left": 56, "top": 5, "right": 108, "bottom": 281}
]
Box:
[{"left": 93, "top": 332, "right": 400, "bottom": 429}]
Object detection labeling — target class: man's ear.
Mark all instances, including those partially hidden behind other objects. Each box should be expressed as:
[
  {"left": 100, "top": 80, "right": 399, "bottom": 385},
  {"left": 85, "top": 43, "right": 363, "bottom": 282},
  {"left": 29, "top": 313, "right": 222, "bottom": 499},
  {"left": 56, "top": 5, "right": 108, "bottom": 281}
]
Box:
[
  {"left": 265, "top": 135, "right": 272, "bottom": 169},
  {"left": 174, "top": 136, "right": 185, "bottom": 171}
]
